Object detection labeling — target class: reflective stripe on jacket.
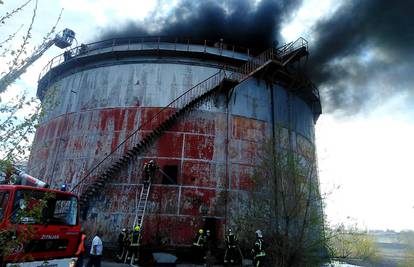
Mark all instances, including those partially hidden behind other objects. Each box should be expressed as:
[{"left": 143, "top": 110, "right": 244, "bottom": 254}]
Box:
[{"left": 75, "top": 234, "right": 86, "bottom": 256}]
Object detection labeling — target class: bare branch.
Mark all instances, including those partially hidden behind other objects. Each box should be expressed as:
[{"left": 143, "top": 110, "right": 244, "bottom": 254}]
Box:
[
  {"left": 0, "top": 0, "right": 32, "bottom": 26},
  {"left": 8, "top": 0, "right": 38, "bottom": 73},
  {"left": 0, "top": 24, "right": 23, "bottom": 48}
]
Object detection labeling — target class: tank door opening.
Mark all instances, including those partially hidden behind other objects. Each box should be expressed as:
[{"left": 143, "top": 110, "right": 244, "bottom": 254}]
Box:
[
  {"left": 204, "top": 217, "right": 219, "bottom": 248},
  {"left": 161, "top": 165, "right": 178, "bottom": 184}
]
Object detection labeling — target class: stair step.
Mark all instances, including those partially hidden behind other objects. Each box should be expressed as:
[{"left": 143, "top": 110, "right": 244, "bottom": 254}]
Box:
[
  {"left": 115, "top": 161, "right": 123, "bottom": 167},
  {"left": 76, "top": 46, "right": 274, "bottom": 219},
  {"left": 126, "top": 153, "right": 135, "bottom": 159}
]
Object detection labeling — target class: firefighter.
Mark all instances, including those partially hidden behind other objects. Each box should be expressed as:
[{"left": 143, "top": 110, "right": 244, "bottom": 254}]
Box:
[
  {"left": 204, "top": 229, "right": 213, "bottom": 263},
  {"left": 75, "top": 230, "right": 86, "bottom": 267},
  {"left": 224, "top": 228, "right": 242, "bottom": 264},
  {"left": 143, "top": 160, "right": 157, "bottom": 185},
  {"left": 251, "top": 230, "right": 266, "bottom": 267},
  {"left": 192, "top": 228, "right": 206, "bottom": 263},
  {"left": 117, "top": 228, "right": 128, "bottom": 261},
  {"left": 127, "top": 226, "right": 141, "bottom": 265}
]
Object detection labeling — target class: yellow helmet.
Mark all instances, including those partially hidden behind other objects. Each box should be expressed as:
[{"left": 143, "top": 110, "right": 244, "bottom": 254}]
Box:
[
  {"left": 198, "top": 229, "right": 203, "bottom": 234},
  {"left": 134, "top": 225, "right": 140, "bottom": 231}
]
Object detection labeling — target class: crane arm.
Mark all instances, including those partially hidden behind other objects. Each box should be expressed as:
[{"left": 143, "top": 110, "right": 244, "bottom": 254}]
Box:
[
  {"left": 0, "top": 28, "right": 75, "bottom": 94},
  {"left": 12, "top": 165, "right": 48, "bottom": 188}
]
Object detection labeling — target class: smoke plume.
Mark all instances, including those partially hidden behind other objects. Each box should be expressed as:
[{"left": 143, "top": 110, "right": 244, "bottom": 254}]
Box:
[
  {"left": 97, "top": 0, "right": 414, "bottom": 115},
  {"left": 97, "top": 0, "right": 301, "bottom": 51},
  {"left": 310, "top": 0, "right": 414, "bottom": 115}
]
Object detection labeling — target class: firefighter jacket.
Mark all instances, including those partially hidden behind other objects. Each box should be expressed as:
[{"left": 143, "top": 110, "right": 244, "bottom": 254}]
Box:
[
  {"left": 252, "top": 238, "right": 266, "bottom": 258},
  {"left": 192, "top": 233, "right": 205, "bottom": 247},
  {"left": 118, "top": 231, "right": 129, "bottom": 246},
  {"left": 75, "top": 233, "right": 86, "bottom": 256},
  {"left": 226, "top": 233, "right": 238, "bottom": 248},
  {"left": 130, "top": 230, "right": 141, "bottom": 247},
  {"left": 143, "top": 163, "right": 157, "bottom": 181}
]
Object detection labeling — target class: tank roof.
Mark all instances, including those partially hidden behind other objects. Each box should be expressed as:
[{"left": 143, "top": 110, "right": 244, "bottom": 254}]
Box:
[
  {"left": 36, "top": 36, "right": 321, "bottom": 120},
  {"left": 37, "top": 37, "right": 257, "bottom": 100}
]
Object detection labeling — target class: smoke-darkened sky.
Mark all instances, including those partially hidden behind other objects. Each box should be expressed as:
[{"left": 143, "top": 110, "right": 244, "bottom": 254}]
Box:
[
  {"left": 98, "top": 0, "right": 301, "bottom": 51},
  {"left": 98, "top": 0, "right": 414, "bottom": 116},
  {"left": 310, "top": 0, "right": 414, "bottom": 114}
]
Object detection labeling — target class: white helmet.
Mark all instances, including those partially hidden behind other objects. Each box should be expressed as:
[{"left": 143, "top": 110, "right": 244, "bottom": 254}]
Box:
[{"left": 255, "top": 230, "right": 263, "bottom": 238}]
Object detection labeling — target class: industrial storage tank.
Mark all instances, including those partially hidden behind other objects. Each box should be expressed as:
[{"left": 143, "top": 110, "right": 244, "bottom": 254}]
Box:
[{"left": 28, "top": 37, "right": 321, "bottom": 248}]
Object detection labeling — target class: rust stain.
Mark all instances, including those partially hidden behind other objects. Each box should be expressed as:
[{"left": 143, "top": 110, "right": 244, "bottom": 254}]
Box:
[
  {"left": 182, "top": 161, "right": 215, "bottom": 187},
  {"left": 184, "top": 135, "right": 214, "bottom": 160}
]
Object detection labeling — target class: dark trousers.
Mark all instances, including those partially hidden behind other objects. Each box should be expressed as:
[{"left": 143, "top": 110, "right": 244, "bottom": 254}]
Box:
[
  {"left": 253, "top": 255, "right": 265, "bottom": 267},
  {"left": 128, "top": 245, "right": 139, "bottom": 262},
  {"left": 86, "top": 255, "right": 101, "bottom": 267},
  {"left": 76, "top": 253, "right": 84, "bottom": 267},
  {"left": 224, "top": 246, "right": 242, "bottom": 264}
]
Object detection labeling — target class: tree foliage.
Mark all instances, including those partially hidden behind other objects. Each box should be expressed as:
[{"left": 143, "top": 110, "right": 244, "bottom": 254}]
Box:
[
  {"left": 0, "top": 0, "right": 64, "bottom": 260},
  {"left": 233, "top": 127, "right": 327, "bottom": 267},
  {"left": 0, "top": 191, "right": 55, "bottom": 262},
  {"left": 327, "top": 223, "right": 381, "bottom": 263},
  {"left": 0, "top": 0, "right": 62, "bottom": 165},
  {"left": 398, "top": 231, "right": 414, "bottom": 267}
]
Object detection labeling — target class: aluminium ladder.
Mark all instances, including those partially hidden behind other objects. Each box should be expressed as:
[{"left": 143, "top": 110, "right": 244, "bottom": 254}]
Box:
[{"left": 134, "top": 181, "right": 151, "bottom": 229}]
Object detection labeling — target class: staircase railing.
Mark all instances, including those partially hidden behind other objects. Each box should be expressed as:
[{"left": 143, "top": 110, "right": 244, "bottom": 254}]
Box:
[
  {"left": 71, "top": 45, "right": 285, "bottom": 197},
  {"left": 276, "top": 37, "right": 308, "bottom": 58},
  {"left": 71, "top": 70, "right": 227, "bottom": 195}
]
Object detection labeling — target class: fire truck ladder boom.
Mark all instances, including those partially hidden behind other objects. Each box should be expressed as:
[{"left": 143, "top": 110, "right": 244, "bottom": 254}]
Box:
[{"left": 72, "top": 38, "right": 309, "bottom": 229}]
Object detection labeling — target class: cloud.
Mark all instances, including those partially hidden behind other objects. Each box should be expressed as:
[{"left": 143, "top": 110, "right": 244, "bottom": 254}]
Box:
[{"left": 60, "top": 0, "right": 158, "bottom": 26}]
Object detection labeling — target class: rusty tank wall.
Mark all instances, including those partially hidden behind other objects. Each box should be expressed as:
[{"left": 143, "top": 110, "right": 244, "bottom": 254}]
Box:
[{"left": 28, "top": 41, "right": 318, "bottom": 248}]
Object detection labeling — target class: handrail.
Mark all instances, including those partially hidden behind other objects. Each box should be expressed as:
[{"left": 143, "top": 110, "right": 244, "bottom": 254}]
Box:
[
  {"left": 276, "top": 37, "right": 308, "bottom": 58},
  {"left": 71, "top": 69, "right": 228, "bottom": 193},
  {"left": 71, "top": 40, "right": 310, "bottom": 196},
  {"left": 71, "top": 46, "right": 280, "bottom": 195},
  {"left": 38, "top": 36, "right": 256, "bottom": 82}
]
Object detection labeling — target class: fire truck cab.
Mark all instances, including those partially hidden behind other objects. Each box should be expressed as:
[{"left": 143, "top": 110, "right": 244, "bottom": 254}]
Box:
[{"left": 0, "top": 185, "right": 80, "bottom": 267}]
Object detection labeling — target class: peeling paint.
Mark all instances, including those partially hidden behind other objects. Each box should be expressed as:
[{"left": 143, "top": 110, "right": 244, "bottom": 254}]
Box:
[{"left": 29, "top": 49, "right": 318, "bottom": 248}]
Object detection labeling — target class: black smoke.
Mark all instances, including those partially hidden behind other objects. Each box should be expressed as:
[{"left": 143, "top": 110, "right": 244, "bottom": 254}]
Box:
[
  {"left": 97, "top": 0, "right": 301, "bottom": 52},
  {"left": 97, "top": 0, "right": 414, "bottom": 115},
  {"left": 310, "top": 0, "right": 414, "bottom": 115}
]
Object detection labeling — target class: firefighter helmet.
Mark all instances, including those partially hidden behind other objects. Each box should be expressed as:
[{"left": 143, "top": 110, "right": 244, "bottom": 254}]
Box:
[
  {"left": 134, "top": 225, "right": 141, "bottom": 231},
  {"left": 198, "top": 229, "right": 204, "bottom": 234},
  {"left": 122, "top": 228, "right": 126, "bottom": 232},
  {"left": 255, "top": 229, "right": 263, "bottom": 238}
]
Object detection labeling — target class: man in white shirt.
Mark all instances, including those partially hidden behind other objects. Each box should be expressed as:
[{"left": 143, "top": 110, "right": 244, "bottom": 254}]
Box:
[{"left": 86, "top": 230, "right": 103, "bottom": 267}]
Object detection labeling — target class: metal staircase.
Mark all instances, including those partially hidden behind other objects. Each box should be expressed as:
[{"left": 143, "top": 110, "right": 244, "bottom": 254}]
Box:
[
  {"left": 277, "top": 37, "right": 309, "bottom": 66},
  {"left": 71, "top": 38, "right": 309, "bottom": 215}
]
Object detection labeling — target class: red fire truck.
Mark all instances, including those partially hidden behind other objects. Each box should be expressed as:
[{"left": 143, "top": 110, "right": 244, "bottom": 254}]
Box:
[{"left": 0, "top": 166, "right": 81, "bottom": 267}]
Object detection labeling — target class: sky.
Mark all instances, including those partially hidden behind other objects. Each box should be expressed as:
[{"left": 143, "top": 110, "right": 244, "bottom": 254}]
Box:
[{"left": 1, "top": 0, "right": 414, "bottom": 231}]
